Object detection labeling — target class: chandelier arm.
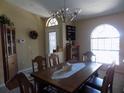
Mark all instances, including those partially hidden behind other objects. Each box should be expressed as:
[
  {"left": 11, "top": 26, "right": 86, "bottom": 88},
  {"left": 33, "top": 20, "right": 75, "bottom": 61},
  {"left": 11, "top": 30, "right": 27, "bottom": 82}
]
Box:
[{"left": 49, "top": 0, "right": 81, "bottom": 23}]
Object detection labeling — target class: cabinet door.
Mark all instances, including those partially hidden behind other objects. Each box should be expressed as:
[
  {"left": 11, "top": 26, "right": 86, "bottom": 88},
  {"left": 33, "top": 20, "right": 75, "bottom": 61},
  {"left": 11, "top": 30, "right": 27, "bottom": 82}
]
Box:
[
  {"left": 12, "top": 30, "right": 16, "bottom": 54},
  {"left": 5, "top": 26, "right": 18, "bottom": 79},
  {"left": 8, "top": 54, "right": 17, "bottom": 79},
  {"left": 1, "top": 25, "right": 18, "bottom": 82},
  {"left": 6, "top": 28, "right": 17, "bottom": 80},
  {"left": 6, "top": 28, "right": 12, "bottom": 56}
]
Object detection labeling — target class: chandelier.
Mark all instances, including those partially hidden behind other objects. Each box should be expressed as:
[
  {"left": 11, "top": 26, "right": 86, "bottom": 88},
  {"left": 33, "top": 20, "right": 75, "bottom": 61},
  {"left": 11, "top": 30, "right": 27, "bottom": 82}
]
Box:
[{"left": 49, "top": 0, "right": 81, "bottom": 23}]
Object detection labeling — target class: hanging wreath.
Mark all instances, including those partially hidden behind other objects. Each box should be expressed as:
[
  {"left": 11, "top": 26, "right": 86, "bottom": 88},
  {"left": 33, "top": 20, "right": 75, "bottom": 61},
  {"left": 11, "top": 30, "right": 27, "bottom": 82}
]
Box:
[{"left": 29, "top": 30, "right": 38, "bottom": 39}]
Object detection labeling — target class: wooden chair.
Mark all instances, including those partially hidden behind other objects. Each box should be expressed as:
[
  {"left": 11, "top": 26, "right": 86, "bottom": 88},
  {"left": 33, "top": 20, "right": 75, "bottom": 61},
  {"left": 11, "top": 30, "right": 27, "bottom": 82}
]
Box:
[
  {"left": 32, "top": 56, "right": 48, "bottom": 91},
  {"left": 48, "top": 53, "right": 62, "bottom": 92},
  {"left": 78, "top": 65, "right": 113, "bottom": 93},
  {"left": 86, "top": 63, "right": 115, "bottom": 93},
  {"left": 6, "top": 72, "right": 36, "bottom": 93},
  {"left": 82, "top": 51, "right": 96, "bottom": 62},
  {"left": 32, "top": 56, "right": 47, "bottom": 72},
  {"left": 82, "top": 51, "right": 98, "bottom": 76},
  {"left": 48, "top": 53, "right": 60, "bottom": 67},
  {"left": 33, "top": 56, "right": 59, "bottom": 92}
]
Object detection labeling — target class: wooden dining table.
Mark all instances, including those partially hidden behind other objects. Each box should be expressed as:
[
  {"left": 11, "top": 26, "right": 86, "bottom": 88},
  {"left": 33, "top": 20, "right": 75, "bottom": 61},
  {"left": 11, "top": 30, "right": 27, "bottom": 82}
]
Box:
[{"left": 31, "top": 62, "right": 102, "bottom": 93}]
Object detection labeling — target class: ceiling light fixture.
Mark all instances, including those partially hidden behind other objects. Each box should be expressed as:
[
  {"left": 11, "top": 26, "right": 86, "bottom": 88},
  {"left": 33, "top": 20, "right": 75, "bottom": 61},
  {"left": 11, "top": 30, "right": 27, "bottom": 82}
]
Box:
[{"left": 49, "top": 0, "right": 81, "bottom": 23}]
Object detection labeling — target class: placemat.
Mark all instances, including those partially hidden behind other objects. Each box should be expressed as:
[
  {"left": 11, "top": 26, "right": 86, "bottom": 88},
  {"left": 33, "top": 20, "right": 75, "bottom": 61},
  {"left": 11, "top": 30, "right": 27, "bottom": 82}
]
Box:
[{"left": 52, "top": 63, "right": 85, "bottom": 79}]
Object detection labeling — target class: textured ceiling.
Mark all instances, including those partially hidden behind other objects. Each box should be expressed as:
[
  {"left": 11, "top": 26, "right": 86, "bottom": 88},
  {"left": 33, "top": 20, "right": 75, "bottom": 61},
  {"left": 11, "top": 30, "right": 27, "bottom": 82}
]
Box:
[{"left": 5, "top": 0, "right": 124, "bottom": 20}]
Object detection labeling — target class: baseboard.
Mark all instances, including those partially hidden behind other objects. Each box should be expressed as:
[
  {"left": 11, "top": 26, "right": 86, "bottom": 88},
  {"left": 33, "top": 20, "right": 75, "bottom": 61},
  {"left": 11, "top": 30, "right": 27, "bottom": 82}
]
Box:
[{"left": 0, "top": 83, "right": 5, "bottom": 88}]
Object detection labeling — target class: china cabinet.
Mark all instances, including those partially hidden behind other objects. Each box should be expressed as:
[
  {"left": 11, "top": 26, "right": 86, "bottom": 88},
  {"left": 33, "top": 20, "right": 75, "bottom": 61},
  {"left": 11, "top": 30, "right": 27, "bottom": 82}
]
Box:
[{"left": 0, "top": 15, "right": 18, "bottom": 82}]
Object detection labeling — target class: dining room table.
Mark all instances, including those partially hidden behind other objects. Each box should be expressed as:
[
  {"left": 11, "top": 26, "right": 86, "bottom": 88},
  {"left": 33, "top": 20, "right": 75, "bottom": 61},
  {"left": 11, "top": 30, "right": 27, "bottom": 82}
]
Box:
[{"left": 31, "top": 61, "right": 102, "bottom": 93}]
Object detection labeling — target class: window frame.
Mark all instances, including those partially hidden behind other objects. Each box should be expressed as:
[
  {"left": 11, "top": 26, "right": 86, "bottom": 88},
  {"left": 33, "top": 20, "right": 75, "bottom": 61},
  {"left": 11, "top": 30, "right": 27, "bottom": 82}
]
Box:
[
  {"left": 46, "top": 18, "right": 58, "bottom": 27},
  {"left": 91, "top": 24, "right": 120, "bottom": 65}
]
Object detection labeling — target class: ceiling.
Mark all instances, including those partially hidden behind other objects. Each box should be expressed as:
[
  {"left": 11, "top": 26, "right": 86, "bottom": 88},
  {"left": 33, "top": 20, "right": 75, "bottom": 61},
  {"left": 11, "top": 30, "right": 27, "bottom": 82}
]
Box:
[{"left": 5, "top": 0, "right": 124, "bottom": 20}]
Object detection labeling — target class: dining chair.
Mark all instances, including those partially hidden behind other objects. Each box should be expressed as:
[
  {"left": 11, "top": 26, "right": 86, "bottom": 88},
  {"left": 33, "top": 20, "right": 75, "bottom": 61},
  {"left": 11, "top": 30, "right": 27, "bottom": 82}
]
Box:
[
  {"left": 6, "top": 72, "right": 36, "bottom": 93},
  {"left": 86, "top": 63, "right": 115, "bottom": 93},
  {"left": 78, "top": 65, "right": 112, "bottom": 93},
  {"left": 82, "top": 51, "right": 96, "bottom": 62},
  {"left": 33, "top": 55, "right": 59, "bottom": 92},
  {"left": 78, "top": 77, "right": 109, "bottom": 93},
  {"left": 32, "top": 56, "right": 48, "bottom": 91},
  {"left": 48, "top": 53, "right": 65, "bottom": 92},
  {"left": 32, "top": 56, "right": 47, "bottom": 72},
  {"left": 82, "top": 51, "right": 98, "bottom": 76},
  {"left": 48, "top": 53, "right": 60, "bottom": 67}
]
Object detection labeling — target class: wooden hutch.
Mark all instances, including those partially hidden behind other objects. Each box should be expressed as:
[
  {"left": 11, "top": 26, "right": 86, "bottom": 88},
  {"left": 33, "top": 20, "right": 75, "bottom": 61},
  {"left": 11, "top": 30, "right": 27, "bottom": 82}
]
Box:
[
  {"left": 0, "top": 15, "right": 18, "bottom": 83},
  {"left": 66, "top": 43, "right": 79, "bottom": 61}
]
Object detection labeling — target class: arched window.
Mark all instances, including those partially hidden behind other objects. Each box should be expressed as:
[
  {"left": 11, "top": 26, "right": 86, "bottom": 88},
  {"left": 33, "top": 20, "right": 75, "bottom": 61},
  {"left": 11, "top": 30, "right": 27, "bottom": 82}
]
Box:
[
  {"left": 91, "top": 24, "right": 120, "bottom": 64},
  {"left": 46, "top": 18, "right": 58, "bottom": 27},
  {"left": 46, "top": 18, "right": 58, "bottom": 53}
]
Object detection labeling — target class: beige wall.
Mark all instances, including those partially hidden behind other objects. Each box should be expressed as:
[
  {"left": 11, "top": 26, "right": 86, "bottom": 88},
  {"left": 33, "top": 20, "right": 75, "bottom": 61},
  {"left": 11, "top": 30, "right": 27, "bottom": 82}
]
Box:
[
  {"left": 0, "top": 1, "right": 45, "bottom": 84},
  {"left": 76, "top": 12, "right": 124, "bottom": 74}
]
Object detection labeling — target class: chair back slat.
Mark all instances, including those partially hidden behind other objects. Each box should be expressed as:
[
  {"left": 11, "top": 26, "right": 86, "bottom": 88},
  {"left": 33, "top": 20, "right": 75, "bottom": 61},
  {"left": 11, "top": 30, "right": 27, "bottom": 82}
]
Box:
[
  {"left": 49, "top": 53, "right": 60, "bottom": 67},
  {"left": 6, "top": 73, "right": 36, "bottom": 93},
  {"left": 18, "top": 73, "right": 34, "bottom": 93}
]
